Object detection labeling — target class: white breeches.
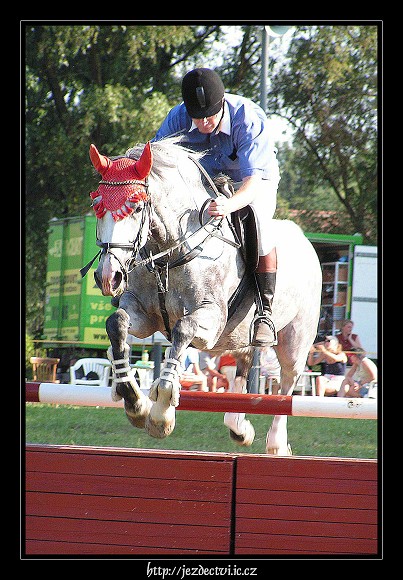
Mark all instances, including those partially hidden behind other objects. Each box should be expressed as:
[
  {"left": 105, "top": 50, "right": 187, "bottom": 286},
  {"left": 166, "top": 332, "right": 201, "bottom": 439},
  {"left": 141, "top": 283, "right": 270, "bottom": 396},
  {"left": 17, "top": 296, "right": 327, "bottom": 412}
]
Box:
[
  {"left": 235, "top": 160, "right": 280, "bottom": 256},
  {"left": 250, "top": 181, "right": 278, "bottom": 255}
]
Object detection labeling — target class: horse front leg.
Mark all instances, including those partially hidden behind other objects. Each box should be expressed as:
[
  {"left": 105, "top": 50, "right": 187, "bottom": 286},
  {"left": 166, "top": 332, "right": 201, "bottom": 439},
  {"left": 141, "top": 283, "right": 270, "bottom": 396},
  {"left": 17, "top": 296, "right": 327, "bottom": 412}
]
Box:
[
  {"left": 106, "top": 308, "right": 153, "bottom": 429},
  {"left": 146, "top": 304, "right": 225, "bottom": 439},
  {"left": 144, "top": 345, "right": 181, "bottom": 438}
]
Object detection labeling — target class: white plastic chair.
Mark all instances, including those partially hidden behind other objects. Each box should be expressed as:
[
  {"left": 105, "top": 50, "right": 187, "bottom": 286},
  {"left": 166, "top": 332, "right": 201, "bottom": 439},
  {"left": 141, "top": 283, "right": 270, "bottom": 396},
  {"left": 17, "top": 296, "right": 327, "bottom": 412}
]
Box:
[
  {"left": 264, "top": 374, "right": 281, "bottom": 395},
  {"left": 70, "top": 358, "right": 111, "bottom": 387},
  {"left": 294, "top": 371, "right": 321, "bottom": 396}
]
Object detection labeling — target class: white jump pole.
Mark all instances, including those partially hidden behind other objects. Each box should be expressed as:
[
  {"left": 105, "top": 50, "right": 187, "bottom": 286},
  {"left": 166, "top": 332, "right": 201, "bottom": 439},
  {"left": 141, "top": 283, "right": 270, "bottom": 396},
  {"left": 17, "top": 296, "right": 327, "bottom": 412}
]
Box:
[{"left": 26, "top": 382, "right": 377, "bottom": 420}]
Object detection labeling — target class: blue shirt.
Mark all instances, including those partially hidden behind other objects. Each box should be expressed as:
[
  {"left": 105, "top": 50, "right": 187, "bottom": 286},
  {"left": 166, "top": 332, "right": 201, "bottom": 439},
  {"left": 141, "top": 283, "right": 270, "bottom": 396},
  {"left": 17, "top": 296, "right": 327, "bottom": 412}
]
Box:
[
  {"left": 183, "top": 347, "right": 199, "bottom": 371},
  {"left": 153, "top": 93, "right": 276, "bottom": 183}
]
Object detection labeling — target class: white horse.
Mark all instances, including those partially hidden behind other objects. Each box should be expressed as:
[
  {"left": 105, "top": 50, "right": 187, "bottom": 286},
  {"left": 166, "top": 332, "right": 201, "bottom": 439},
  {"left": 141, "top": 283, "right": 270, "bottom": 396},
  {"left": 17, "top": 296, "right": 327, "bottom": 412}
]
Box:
[{"left": 86, "top": 139, "right": 322, "bottom": 455}]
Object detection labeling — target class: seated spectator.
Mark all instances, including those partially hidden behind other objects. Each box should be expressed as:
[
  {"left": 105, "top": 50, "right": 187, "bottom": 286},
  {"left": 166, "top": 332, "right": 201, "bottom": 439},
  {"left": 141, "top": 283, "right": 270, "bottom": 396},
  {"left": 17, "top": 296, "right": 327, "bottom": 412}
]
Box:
[
  {"left": 180, "top": 347, "right": 208, "bottom": 392},
  {"left": 307, "top": 336, "right": 347, "bottom": 396},
  {"left": 217, "top": 352, "right": 237, "bottom": 385},
  {"left": 338, "top": 348, "right": 378, "bottom": 398},
  {"left": 199, "top": 351, "right": 229, "bottom": 392},
  {"left": 336, "top": 319, "right": 363, "bottom": 366},
  {"left": 306, "top": 337, "right": 324, "bottom": 373}
]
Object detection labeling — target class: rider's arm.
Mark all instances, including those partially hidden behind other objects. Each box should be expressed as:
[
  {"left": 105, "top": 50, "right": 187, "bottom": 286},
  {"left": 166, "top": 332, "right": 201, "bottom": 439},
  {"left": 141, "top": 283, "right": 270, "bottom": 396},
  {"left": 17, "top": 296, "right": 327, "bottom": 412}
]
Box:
[
  {"left": 208, "top": 103, "right": 278, "bottom": 218},
  {"left": 316, "top": 344, "right": 347, "bottom": 364},
  {"left": 208, "top": 175, "right": 265, "bottom": 217}
]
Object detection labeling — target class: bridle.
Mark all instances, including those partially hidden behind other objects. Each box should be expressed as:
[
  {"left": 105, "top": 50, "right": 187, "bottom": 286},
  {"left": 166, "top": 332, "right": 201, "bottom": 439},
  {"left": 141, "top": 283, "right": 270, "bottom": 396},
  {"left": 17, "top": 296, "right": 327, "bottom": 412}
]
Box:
[
  {"left": 95, "top": 197, "right": 151, "bottom": 284},
  {"left": 80, "top": 175, "right": 151, "bottom": 279}
]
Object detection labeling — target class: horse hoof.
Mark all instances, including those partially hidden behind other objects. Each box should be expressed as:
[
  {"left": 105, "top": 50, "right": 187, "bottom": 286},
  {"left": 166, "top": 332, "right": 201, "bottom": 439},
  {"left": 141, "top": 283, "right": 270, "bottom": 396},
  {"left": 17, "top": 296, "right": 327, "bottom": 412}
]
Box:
[
  {"left": 229, "top": 420, "right": 255, "bottom": 447},
  {"left": 266, "top": 443, "right": 292, "bottom": 456},
  {"left": 144, "top": 403, "right": 176, "bottom": 438},
  {"left": 124, "top": 395, "right": 153, "bottom": 429}
]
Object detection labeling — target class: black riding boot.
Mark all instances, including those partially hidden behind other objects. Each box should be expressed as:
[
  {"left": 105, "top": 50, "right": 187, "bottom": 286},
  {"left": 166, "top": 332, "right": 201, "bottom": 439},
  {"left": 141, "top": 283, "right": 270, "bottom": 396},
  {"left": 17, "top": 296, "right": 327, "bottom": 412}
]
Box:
[{"left": 251, "top": 271, "right": 277, "bottom": 347}]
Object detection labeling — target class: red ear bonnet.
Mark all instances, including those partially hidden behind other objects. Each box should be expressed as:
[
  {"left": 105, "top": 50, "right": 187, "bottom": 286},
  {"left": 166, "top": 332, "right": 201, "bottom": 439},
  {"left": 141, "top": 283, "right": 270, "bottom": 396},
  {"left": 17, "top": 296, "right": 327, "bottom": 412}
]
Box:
[
  {"left": 89, "top": 142, "right": 153, "bottom": 221},
  {"left": 133, "top": 141, "right": 152, "bottom": 179},
  {"left": 89, "top": 144, "right": 111, "bottom": 175}
]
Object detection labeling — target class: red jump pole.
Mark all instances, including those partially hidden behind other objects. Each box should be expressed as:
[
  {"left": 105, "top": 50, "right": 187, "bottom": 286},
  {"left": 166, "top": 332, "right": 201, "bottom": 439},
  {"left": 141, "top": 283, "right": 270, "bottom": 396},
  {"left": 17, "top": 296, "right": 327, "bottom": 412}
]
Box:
[
  {"left": 177, "top": 390, "right": 292, "bottom": 415},
  {"left": 25, "top": 382, "right": 292, "bottom": 415}
]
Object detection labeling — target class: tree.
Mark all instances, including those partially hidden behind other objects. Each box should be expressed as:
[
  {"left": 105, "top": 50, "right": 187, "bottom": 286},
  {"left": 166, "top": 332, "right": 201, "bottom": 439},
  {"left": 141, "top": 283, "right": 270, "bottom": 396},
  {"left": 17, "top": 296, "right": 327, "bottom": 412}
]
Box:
[
  {"left": 25, "top": 24, "right": 223, "bottom": 336},
  {"left": 267, "top": 25, "right": 378, "bottom": 243}
]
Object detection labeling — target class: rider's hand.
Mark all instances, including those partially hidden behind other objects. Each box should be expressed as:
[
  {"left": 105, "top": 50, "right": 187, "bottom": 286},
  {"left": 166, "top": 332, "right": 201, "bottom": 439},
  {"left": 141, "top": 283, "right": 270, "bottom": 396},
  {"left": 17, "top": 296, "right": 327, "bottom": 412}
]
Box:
[{"left": 208, "top": 197, "right": 231, "bottom": 218}]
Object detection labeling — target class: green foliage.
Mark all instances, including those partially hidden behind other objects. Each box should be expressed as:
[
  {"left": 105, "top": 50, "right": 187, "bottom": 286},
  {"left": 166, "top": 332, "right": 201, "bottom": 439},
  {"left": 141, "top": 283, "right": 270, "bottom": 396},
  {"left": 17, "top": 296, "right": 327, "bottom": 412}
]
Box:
[
  {"left": 25, "top": 335, "right": 35, "bottom": 379},
  {"left": 269, "top": 25, "right": 378, "bottom": 243}
]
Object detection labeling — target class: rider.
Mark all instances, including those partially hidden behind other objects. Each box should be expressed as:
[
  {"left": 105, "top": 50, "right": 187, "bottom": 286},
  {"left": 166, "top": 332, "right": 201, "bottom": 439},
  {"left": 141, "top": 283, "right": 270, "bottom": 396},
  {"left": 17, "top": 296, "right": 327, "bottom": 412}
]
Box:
[{"left": 153, "top": 68, "right": 281, "bottom": 347}]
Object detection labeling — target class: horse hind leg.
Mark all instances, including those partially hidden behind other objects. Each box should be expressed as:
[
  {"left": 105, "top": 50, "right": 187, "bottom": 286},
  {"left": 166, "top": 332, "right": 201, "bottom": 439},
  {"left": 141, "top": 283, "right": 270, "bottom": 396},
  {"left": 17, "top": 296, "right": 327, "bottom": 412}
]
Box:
[
  {"left": 266, "top": 415, "right": 292, "bottom": 456},
  {"left": 223, "top": 372, "right": 255, "bottom": 447},
  {"left": 265, "top": 369, "right": 296, "bottom": 456}
]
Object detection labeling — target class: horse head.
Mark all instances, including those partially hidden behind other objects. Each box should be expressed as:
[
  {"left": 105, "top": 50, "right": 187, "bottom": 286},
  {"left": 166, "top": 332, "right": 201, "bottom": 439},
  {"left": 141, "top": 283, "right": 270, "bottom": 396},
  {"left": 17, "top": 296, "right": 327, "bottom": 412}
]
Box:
[{"left": 89, "top": 142, "right": 153, "bottom": 298}]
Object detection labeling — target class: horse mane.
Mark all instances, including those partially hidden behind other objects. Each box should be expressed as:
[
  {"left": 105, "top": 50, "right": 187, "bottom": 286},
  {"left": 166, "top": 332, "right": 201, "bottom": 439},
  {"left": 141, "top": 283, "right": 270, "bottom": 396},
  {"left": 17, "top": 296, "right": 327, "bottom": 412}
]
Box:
[{"left": 126, "top": 137, "right": 206, "bottom": 188}]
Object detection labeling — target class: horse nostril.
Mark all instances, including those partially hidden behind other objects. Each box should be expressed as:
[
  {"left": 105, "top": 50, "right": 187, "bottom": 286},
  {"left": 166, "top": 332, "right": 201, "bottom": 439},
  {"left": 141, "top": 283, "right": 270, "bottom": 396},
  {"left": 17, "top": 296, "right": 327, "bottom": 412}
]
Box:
[
  {"left": 112, "top": 271, "right": 123, "bottom": 291},
  {"left": 93, "top": 271, "right": 102, "bottom": 290}
]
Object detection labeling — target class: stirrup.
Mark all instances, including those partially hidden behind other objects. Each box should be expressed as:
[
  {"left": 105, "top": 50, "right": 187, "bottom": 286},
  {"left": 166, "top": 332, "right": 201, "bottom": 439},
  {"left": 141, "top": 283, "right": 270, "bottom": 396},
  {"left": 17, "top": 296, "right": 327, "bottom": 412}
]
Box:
[{"left": 250, "top": 313, "right": 278, "bottom": 347}]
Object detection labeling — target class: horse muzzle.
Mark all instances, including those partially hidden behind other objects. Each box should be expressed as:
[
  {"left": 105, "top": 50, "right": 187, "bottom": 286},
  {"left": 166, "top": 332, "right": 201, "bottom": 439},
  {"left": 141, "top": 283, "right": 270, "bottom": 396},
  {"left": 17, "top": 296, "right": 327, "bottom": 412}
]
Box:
[{"left": 94, "top": 253, "right": 126, "bottom": 297}]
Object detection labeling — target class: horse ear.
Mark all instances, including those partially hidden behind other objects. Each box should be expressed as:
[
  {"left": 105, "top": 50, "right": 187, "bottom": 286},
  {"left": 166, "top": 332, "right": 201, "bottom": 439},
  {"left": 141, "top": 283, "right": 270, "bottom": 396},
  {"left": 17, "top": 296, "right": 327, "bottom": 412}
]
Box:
[
  {"left": 133, "top": 141, "right": 153, "bottom": 179},
  {"left": 89, "top": 144, "right": 111, "bottom": 175}
]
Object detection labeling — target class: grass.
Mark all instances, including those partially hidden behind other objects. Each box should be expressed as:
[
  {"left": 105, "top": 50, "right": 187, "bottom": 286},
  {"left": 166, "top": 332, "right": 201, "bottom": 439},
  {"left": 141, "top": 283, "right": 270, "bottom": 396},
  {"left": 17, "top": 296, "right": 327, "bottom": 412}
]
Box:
[{"left": 25, "top": 403, "right": 378, "bottom": 459}]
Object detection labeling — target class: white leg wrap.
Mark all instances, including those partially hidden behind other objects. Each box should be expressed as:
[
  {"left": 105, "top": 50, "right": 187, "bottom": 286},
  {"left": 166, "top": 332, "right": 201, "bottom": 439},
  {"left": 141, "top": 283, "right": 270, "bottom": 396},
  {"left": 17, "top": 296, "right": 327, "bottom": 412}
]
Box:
[
  {"left": 107, "top": 345, "right": 141, "bottom": 402},
  {"left": 148, "top": 355, "right": 183, "bottom": 407}
]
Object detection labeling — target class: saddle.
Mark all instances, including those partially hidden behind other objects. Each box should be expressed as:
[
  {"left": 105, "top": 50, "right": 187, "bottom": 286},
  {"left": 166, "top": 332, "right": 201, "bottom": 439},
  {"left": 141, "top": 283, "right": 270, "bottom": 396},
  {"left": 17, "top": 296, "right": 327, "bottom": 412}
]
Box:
[
  {"left": 211, "top": 176, "right": 259, "bottom": 322},
  {"left": 212, "top": 175, "right": 259, "bottom": 273}
]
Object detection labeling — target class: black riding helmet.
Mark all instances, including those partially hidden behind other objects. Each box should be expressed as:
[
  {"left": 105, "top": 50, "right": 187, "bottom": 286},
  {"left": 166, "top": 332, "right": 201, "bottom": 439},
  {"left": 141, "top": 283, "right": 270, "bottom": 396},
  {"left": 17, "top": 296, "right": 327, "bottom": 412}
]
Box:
[{"left": 181, "top": 68, "right": 225, "bottom": 119}]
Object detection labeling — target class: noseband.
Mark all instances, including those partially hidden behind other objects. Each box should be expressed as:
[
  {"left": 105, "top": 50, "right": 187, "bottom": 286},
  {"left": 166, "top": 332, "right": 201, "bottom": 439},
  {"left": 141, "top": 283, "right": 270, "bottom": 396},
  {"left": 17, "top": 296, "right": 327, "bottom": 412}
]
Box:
[{"left": 95, "top": 198, "right": 151, "bottom": 281}]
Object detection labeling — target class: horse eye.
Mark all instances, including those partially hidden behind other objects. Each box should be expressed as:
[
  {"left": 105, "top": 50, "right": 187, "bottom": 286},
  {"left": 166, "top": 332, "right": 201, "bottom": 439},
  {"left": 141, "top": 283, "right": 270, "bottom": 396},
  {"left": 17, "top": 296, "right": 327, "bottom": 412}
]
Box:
[{"left": 135, "top": 205, "right": 143, "bottom": 213}]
